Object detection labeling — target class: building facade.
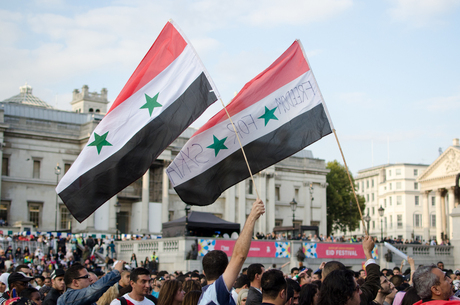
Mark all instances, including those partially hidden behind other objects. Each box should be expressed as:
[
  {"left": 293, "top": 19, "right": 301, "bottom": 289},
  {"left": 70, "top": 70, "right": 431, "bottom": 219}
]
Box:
[
  {"left": 349, "top": 163, "right": 430, "bottom": 241},
  {"left": 0, "top": 84, "right": 329, "bottom": 236},
  {"left": 417, "top": 139, "right": 460, "bottom": 243}
]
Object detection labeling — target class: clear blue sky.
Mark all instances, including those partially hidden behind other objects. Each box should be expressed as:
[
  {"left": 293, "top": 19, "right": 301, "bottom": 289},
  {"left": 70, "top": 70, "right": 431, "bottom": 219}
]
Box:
[{"left": 1, "top": 0, "right": 459, "bottom": 174}]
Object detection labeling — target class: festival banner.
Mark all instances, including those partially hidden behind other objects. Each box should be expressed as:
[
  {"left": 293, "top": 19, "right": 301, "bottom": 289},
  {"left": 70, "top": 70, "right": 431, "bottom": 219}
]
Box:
[
  {"left": 198, "top": 239, "right": 290, "bottom": 258},
  {"left": 303, "top": 243, "right": 378, "bottom": 259}
]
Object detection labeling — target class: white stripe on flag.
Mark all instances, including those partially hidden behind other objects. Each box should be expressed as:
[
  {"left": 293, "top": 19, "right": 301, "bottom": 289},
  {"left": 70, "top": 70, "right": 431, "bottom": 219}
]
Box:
[
  {"left": 167, "top": 70, "right": 322, "bottom": 187},
  {"left": 57, "top": 45, "right": 204, "bottom": 194}
]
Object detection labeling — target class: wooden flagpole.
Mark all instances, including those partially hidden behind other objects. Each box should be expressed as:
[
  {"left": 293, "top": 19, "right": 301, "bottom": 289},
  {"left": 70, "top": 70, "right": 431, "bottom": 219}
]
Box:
[
  {"left": 218, "top": 98, "right": 260, "bottom": 200},
  {"left": 332, "top": 129, "right": 368, "bottom": 236}
]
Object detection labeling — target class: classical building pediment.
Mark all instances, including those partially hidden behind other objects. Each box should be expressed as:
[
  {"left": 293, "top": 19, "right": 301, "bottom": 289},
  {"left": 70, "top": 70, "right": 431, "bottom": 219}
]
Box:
[{"left": 418, "top": 146, "right": 460, "bottom": 183}]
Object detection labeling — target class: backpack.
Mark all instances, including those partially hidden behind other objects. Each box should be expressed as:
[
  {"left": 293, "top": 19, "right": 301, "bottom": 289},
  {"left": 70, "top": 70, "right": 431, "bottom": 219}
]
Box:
[{"left": 117, "top": 295, "right": 157, "bottom": 305}]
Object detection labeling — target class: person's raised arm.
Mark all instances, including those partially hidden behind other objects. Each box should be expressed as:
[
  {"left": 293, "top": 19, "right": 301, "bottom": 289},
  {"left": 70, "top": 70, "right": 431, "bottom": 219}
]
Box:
[{"left": 223, "top": 199, "right": 265, "bottom": 291}]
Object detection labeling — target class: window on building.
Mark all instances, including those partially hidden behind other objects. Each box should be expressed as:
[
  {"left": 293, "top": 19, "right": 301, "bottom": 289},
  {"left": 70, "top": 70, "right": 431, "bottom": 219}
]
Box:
[
  {"left": 396, "top": 169, "right": 401, "bottom": 175},
  {"left": 0, "top": 201, "right": 9, "bottom": 225},
  {"left": 384, "top": 198, "right": 387, "bottom": 208},
  {"left": 60, "top": 206, "right": 71, "bottom": 230},
  {"left": 389, "top": 197, "right": 393, "bottom": 205},
  {"left": 372, "top": 207, "right": 375, "bottom": 215},
  {"left": 2, "top": 157, "right": 9, "bottom": 176},
  {"left": 397, "top": 196, "right": 402, "bottom": 205},
  {"left": 33, "top": 160, "right": 40, "bottom": 178},
  {"left": 384, "top": 216, "right": 387, "bottom": 228},
  {"left": 414, "top": 169, "right": 418, "bottom": 176},
  {"left": 396, "top": 182, "right": 402, "bottom": 189},
  {"left": 275, "top": 186, "right": 280, "bottom": 201},
  {"left": 372, "top": 193, "right": 374, "bottom": 201},
  {"left": 414, "top": 182, "right": 418, "bottom": 190},
  {"left": 95, "top": 109, "right": 100, "bottom": 113},
  {"left": 388, "top": 170, "right": 392, "bottom": 176},
  {"left": 367, "top": 180, "right": 369, "bottom": 188},
  {"left": 372, "top": 220, "right": 375, "bottom": 229},
  {"left": 390, "top": 215, "right": 393, "bottom": 228},
  {"left": 64, "top": 163, "right": 72, "bottom": 174},
  {"left": 28, "top": 203, "right": 42, "bottom": 228},
  {"left": 389, "top": 183, "right": 392, "bottom": 190},
  {"left": 414, "top": 214, "right": 422, "bottom": 228},
  {"left": 362, "top": 181, "right": 364, "bottom": 190},
  {"left": 397, "top": 215, "right": 403, "bottom": 228},
  {"left": 430, "top": 214, "right": 436, "bottom": 227},
  {"left": 431, "top": 197, "right": 435, "bottom": 206},
  {"left": 367, "top": 194, "right": 369, "bottom": 202},
  {"left": 89, "top": 108, "right": 94, "bottom": 113},
  {"left": 293, "top": 220, "right": 302, "bottom": 227},
  {"left": 415, "top": 196, "right": 419, "bottom": 206},
  {"left": 372, "top": 179, "right": 374, "bottom": 187},
  {"left": 275, "top": 219, "right": 283, "bottom": 227},
  {"left": 168, "top": 211, "right": 174, "bottom": 221},
  {"left": 295, "top": 188, "right": 299, "bottom": 201},
  {"left": 248, "top": 180, "right": 253, "bottom": 195}
]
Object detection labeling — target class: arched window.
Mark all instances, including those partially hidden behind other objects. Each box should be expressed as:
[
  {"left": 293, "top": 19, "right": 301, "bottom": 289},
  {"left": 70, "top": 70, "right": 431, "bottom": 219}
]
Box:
[
  {"left": 95, "top": 109, "right": 100, "bottom": 113},
  {"left": 89, "top": 108, "right": 94, "bottom": 113}
]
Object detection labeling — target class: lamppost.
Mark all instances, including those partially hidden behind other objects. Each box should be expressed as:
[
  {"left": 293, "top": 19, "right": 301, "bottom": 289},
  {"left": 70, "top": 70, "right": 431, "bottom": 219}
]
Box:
[
  {"left": 290, "top": 198, "right": 297, "bottom": 227},
  {"left": 185, "top": 204, "right": 191, "bottom": 236},
  {"left": 114, "top": 201, "right": 121, "bottom": 240},
  {"left": 309, "top": 183, "right": 314, "bottom": 224},
  {"left": 363, "top": 213, "right": 371, "bottom": 235},
  {"left": 54, "top": 163, "right": 61, "bottom": 232},
  {"left": 378, "top": 205, "right": 385, "bottom": 241}
]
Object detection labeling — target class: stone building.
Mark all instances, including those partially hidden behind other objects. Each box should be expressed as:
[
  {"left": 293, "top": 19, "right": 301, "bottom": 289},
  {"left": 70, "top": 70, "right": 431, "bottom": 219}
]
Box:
[
  {"left": 417, "top": 138, "right": 460, "bottom": 243},
  {"left": 0, "top": 84, "right": 329, "bottom": 236},
  {"left": 350, "top": 163, "right": 430, "bottom": 241}
]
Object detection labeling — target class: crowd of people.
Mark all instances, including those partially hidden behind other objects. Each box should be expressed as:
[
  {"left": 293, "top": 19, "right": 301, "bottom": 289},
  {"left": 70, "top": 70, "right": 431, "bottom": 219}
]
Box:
[{"left": 0, "top": 199, "right": 457, "bottom": 305}]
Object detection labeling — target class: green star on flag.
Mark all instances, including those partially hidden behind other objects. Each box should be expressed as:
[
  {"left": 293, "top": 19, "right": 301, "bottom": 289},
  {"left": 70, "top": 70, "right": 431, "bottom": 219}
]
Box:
[
  {"left": 88, "top": 131, "right": 112, "bottom": 154},
  {"left": 258, "top": 106, "right": 278, "bottom": 126},
  {"left": 207, "top": 135, "right": 228, "bottom": 157},
  {"left": 140, "top": 93, "right": 162, "bottom": 116}
]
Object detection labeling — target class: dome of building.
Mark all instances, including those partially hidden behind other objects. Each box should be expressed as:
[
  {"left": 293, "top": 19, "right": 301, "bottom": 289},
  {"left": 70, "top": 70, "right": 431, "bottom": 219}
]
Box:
[{"left": 1, "top": 83, "right": 53, "bottom": 109}]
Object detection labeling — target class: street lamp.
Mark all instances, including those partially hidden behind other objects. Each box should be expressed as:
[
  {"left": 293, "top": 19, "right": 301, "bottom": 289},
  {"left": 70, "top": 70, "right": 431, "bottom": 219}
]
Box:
[
  {"left": 363, "top": 214, "right": 371, "bottom": 234},
  {"left": 378, "top": 205, "right": 385, "bottom": 241},
  {"left": 185, "top": 204, "right": 191, "bottom": 236},
  {"left": 114, "top": 201, "right": 121, "bottom": 240},
  {"left": 309, "top": 183, "right": 314, "bottom": 224},
  {"left": 54, "top": 163, "right": 61, "bottom": 232},
  {"left": 290, "top": 198, "right": 297, "bottom": 226}
]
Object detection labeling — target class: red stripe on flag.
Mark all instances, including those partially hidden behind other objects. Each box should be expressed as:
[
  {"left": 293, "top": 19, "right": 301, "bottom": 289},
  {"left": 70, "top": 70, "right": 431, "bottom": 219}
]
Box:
[
  {"left": 108, "top": 22, "right": 187, "bottom": 114},
  {"left": 194, "top": 41, "right": 309, "bottom": 136}
]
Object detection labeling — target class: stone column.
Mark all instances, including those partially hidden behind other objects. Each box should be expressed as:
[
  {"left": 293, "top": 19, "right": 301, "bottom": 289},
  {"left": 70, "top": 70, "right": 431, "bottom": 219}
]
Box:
[
  {"left": 238, "top": 181, "right": 246, "bottom": 227},
  {"left": 225, "top": 186, "right": 236, "bottom": 222},
  {"left": 423, "top": 191, "right": 431, "bottom": 242},
  {"left": 162, "top": 163, "right": 170, "bottom": 224},
  {"left": 448, "top": 187, "right": 456, "bottom": 241},
  {"left": 440, "top": 189, "right": 447, "bottom": 241},
  {"left": 436, "top": 189, "right": 443, "bottom": 243},
  {"left": 450, "top": 206, "right": 460, "bottom": 267},
  {"left": 140, "top": 169, "right": 150, "bottom": 232},
  {"left": 267, "top": 170, "right": 276, "bottom": 234},
  {"left": 257, "top": 173, "right": 267, "bottom": 235}
]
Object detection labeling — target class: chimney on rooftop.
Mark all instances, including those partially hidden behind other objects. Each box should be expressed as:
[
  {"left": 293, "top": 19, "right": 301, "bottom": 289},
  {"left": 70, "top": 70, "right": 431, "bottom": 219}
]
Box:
[{"left": 453, "top": 138, "right": 459, "bottom": 147}]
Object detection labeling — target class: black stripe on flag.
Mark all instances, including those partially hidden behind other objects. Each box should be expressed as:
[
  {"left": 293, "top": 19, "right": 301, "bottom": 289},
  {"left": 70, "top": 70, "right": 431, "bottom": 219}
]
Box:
[
  {"left": 173, "top": 103, "right": 332, "bottom": 205},
  {"left": 59, "top": 72, "right": 217, "bottom": 222}
]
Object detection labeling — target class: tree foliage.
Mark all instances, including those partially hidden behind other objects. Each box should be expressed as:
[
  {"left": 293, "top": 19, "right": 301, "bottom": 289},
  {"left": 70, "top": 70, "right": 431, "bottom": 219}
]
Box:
[{"left": 326, "top": 160, "right": 365, "bottom": 236}]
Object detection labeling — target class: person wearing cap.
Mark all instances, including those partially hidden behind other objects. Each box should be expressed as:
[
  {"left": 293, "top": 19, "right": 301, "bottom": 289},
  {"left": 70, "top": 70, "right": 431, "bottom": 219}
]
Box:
[
  {"left": 57, "top": 260, "right": 124, "bottom": 305},
  {"left": 42, "top": 269, "right": 65, "bottom": 305},
  {"left": 0, "top": 272, "right": 34, "bottom": 305}
]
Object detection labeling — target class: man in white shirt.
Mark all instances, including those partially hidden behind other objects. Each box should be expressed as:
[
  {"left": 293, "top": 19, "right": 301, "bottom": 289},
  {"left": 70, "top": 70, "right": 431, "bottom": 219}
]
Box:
[{"left": 110, "top": 268, "right": 154, "bottom": 305}]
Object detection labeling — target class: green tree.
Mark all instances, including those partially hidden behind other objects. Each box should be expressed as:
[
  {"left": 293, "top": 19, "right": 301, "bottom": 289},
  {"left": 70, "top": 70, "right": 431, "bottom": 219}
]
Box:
[{"left": 326, "top": 160, "right": 365, "bottom": 236}]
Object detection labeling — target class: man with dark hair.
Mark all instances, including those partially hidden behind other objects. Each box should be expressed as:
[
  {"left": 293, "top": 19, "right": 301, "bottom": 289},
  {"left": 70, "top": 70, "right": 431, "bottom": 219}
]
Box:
[
  {"left": 57, "top": 261, "right": 124, "bottom": 305},
  {"left": 110, "top": 268, "right": 154, "bottom": 305},
  {"left": 44, "top": 277, "right": 52, "bottom": 287},
  {"left": 373, "top": 276, "right": 395, "bottom": 305},
  {"left": 0, "top": 272, "right": 34, "bottom": 305},
  {"left": 35, "top": 276, "right": 45, "bottom": 289},
  {"left": 19, "top": 287, "right": 41, "bottom": 305},
  {"left": 232, "top": 274, "right": 250, "bottom": 304},
  {"left": 413, "top": 264, "right": 457, "bottom": 305},
  {"left": 260, "top": 269, "right": 287, "bottom": 305},
  {"left": 321, "top": 236, "right": 380, "bottom": 305},
  {"left": 318, "top": 269, "right": 361, "bottom": 305},
  {"left": 286, "top": 279, "right": 300, "bottom": 305},
  {"left": 246, "top": 264, "right": 265, "bottom": 305},
  {"left": 437, "top": 262, "right": 445, "bottom": 271},
  {"left": 312, "top": 270, "right": 321, "bottom": 281},
  {"left": 118, "top": 270, "right": 131, "bottom": 291},
  {"left": 198, "top": 199, "right": 265, "bottom": 305},
  {"left": 15, "top": 265, "right": 33, "bottom": 277},
  {"left": 43, "top": 269, "right": 65, "bottom": 305},
  {"left": 291, "top": 268, "right": 299, "bottom": 279},
  {"left": 393, "top": 267, "right": 401, "bottom": 276}
]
